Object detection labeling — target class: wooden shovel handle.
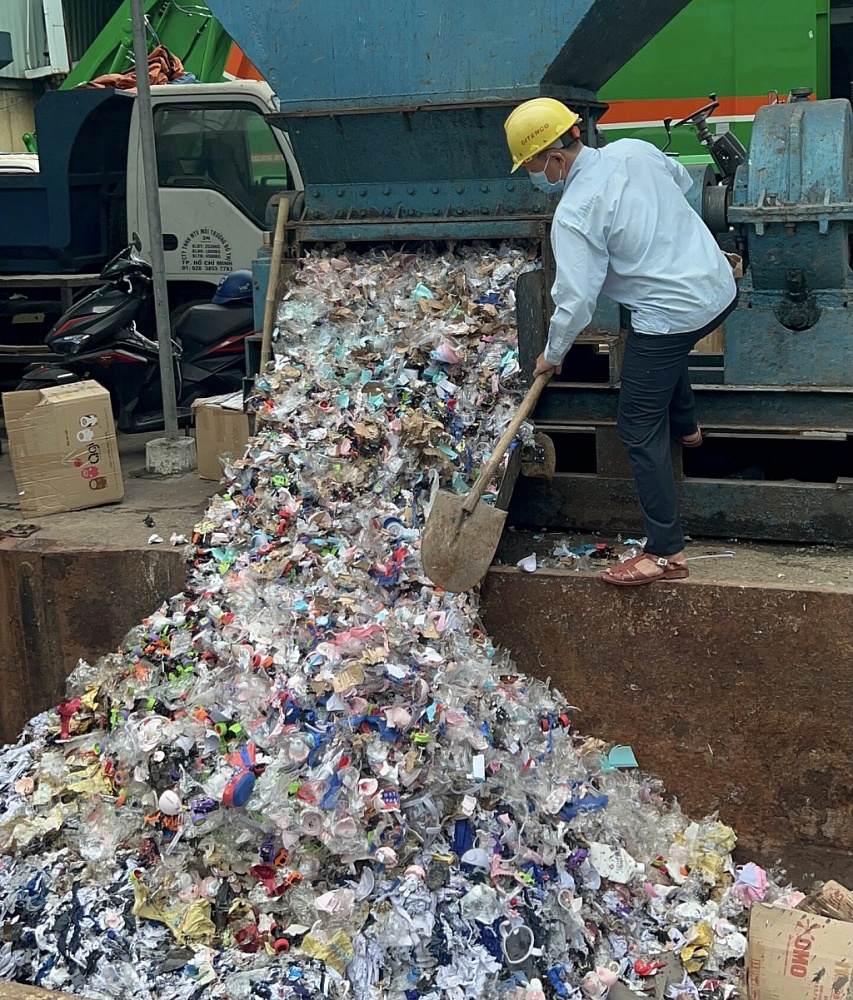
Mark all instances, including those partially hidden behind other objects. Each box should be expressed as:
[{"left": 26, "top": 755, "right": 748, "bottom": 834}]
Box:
[
  {"left": 462, "top": 372, "right": 551, "bottom": 514},
  {"left": 259, "top": 196, "right": 290, "bottom": 372}
]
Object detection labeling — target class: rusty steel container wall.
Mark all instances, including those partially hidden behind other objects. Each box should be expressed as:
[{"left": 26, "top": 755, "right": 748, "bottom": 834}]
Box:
[
  {"left": 479, "top": 567, "right": 853, "bottom": 886},
  {"left": 0, "top": 983, "right": 80, "bottom": 1000},
  {"left": 205, "top": 0, "right": 693, "bottom": 111},
  {"left": 0, "top": 539, "right": 186, "bottom": 745}
]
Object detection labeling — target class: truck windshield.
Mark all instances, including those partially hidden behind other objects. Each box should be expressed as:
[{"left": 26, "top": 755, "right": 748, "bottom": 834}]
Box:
[{"left": 154, "top": 104, "right": 290, "bottom": 225}]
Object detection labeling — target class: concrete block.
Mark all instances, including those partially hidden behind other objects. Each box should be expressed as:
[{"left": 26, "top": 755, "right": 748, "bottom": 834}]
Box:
[{"left": 145, "top": 435, "right": 197, "bottom": 475}]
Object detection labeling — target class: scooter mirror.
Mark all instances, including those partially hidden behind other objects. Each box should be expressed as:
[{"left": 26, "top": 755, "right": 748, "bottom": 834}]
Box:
[{"left": 131, "top": 232, "right": 143, "bottom": 251}]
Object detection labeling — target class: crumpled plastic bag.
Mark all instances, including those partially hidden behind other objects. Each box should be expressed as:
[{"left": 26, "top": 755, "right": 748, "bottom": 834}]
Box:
[{"left": 132, "top": 885, "right": 216, "bottom": 945}]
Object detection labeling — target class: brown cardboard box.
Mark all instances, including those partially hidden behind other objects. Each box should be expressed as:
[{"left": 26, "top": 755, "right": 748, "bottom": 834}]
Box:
[
  {"left": 748, "top": 903, "right": 853, "bottom": 1000},
  {"left": 3, "top": 381, "right": 123, "bottom": 516},
  {"left": 801, "top": 883, "right": 853, "bottom": 925},
  {"left": 193, "top": 392, "right": 250, "bottom": 480},
  {"left": 692, "top": 253, "right": 742, "bottom": 355},
  {"left": 693, "top": 325, "right": 725, "bottom": 354}
]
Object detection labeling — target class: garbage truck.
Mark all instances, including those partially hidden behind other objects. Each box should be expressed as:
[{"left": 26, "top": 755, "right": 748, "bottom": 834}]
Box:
[{"left": 0, "top": 80, "right": 302, "bottom": 371}]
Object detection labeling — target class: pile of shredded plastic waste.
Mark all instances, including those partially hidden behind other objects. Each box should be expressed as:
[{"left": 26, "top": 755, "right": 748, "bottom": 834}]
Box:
[{"left": 0, "top": 247, "right": 794, "bottom": 1000}]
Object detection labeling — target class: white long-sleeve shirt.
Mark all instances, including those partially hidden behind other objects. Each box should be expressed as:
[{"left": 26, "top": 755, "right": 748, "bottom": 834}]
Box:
[{"left": 543, "top": 139, "right": 737, "bottom": 366}]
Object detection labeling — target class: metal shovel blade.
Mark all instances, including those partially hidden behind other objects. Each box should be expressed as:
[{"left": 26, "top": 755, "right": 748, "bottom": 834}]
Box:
[{"left": 420, "top": 490, "right": 508, "bottom": 592}]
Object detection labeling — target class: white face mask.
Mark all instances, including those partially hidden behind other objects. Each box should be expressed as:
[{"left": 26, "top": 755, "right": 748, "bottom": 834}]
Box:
[{"left": 528, "top": 153, "right": 565, "bottom": 195}]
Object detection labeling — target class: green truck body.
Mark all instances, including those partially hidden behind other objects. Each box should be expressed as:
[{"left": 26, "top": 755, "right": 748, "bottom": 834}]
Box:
[
  {"left": 60, "top": 0, "right": 233, "bottom": 91},
  {"left": 599, "top": 0, "right": 834, "bottom": 155},
  {"left": 61, "top": 0, "right": 844, "bottom": 163}
]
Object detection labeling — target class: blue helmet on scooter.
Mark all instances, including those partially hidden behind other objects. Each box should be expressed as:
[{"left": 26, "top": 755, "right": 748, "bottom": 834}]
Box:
[{"left": 212, "top": 269, "right": 254, "bottom": 305}]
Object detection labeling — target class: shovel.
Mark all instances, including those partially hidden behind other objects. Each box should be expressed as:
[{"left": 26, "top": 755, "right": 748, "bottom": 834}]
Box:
[{"left": 421, "top": 373, "right": 551, "bottom": 592}]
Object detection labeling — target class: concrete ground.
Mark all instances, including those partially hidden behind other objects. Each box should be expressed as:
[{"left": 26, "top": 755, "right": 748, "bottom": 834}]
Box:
[
  {"left": 0, "top": 429, "right": 215, "bottom": 548},
  {"left": 496, "top": 528, "right": 853, "bottom": 590}
]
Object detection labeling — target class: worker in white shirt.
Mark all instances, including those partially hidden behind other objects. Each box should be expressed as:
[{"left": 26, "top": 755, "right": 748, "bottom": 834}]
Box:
[{"left": 504, "top": 97, "right": 737, "bottom": 587}]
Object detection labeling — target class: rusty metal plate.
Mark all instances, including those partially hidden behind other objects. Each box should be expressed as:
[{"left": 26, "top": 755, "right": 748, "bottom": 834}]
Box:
[{"left": 480, "top": 566, "right": 853, "bottom": 885}]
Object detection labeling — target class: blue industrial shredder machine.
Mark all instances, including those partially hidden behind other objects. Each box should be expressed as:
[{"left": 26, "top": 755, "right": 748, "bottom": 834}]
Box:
[{"left": 208, "top": 0, "right": 853, "bottom": 544}]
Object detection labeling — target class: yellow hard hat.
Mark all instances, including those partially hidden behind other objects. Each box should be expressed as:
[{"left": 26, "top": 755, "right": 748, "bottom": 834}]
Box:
[{"left": 504, "top": 98, "right": 580, "bottom": 172}]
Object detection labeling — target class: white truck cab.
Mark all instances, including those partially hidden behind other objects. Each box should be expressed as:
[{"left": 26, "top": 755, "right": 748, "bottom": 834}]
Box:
[
  {"left": 127, "top": 81, "right": 303, "bottom": 288},
  {"left": 0, "top": 153, "right": 39, "bottom": 174}
]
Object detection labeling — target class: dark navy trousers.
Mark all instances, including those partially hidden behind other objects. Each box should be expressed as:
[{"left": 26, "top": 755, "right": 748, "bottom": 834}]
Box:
[{"left": 616, "top": 294, "right": 738, "bottom": 556}]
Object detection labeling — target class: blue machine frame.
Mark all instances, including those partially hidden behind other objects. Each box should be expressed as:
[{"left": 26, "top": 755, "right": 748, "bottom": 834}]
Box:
[
  {"left": 209, "top": 0, "right": 690, "bottom": 247},
  {"left": 726, "top": 98, "right": 853, "bottom": 387}
]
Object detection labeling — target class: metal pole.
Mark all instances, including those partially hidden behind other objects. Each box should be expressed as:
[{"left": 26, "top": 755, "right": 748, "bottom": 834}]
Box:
[{"left": 129, "top": 0, "right": 179, "bottom": 442}]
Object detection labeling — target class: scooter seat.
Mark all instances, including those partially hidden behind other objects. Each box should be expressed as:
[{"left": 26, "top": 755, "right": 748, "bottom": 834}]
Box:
[{"left": 176, "top": 302, "right": 254, "bottom": 347}]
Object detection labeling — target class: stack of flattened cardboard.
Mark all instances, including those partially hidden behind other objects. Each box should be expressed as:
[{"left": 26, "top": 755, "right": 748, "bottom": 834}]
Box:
[{"left": 749, "top": 882, "right": 853, "bottom": 1000}]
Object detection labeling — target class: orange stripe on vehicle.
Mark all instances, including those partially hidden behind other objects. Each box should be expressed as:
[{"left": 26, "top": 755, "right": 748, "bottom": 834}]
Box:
[
  {"left": 224, "top": 44, "right": 265, "bottom": 82},
  {"left": 600, "top": 93, "right": 815, "bottom": 126}
]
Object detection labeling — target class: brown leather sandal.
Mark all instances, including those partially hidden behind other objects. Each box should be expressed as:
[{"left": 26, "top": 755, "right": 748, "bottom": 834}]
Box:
[
  {"left": 602, "top": 553, "right": 690, "bottom": 587},
  {"left": 676, "top": 428, "right": 703, "bottom": 448}
]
